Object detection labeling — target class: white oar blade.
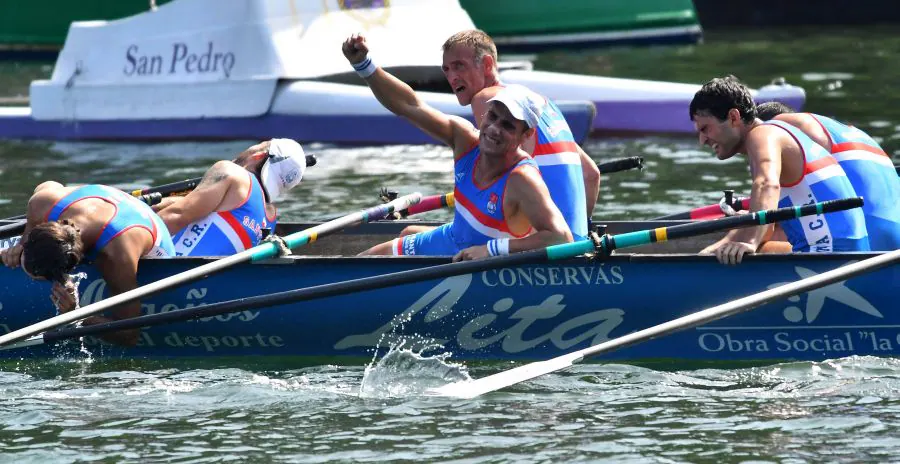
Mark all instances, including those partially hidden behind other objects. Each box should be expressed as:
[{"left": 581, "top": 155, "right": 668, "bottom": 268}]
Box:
[
  {"left": 427, "top": 353, "right": 584, "bottom": 399},
  {"left": 429, "top": 250, "right": 899, "bottom": 399},
  {"left": 0, "top": 334, "right": 44, "bottom": 351}
]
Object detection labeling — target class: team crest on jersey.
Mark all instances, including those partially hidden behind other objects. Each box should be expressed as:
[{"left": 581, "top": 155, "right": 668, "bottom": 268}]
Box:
[{"left": 486, "top": 193, "right": 499, "bottom": 215}]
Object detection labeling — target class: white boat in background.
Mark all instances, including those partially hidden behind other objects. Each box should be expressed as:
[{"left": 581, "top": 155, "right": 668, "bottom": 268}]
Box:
[{"left": 0, "top": 0, "right": 805, "bottom": 144}]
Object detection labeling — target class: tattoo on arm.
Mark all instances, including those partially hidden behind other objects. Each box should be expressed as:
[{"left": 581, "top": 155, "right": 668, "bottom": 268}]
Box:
[{"left": 199, "top": 164, "right": 230, "bottom": 187}]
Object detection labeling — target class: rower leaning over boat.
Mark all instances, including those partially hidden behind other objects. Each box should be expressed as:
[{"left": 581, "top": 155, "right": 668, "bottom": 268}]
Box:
[
  {"left": 154, "top": 139, "right": 307, "bottom": 256},
  {"left": 755, "top": 106, "right": 900, "bottom": 251},
  {"left": 400, "top": 29, "right": 599, "bottom": 241},
  {"left": 343, "top": 33, "right": 573, "bottom": 261},
  {"left": 690, "top": 76, "right": 870, "bottom": 265},
  {"left": 0, "top": 183, "right": 175, "bottom": 346}
]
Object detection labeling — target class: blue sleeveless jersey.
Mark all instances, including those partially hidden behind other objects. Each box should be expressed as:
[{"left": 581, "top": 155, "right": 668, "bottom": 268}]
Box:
[
  {"left": 172, "top": 173, "right": 275, "bottom": 256},
  {"left": 450, "top": 145, "right": 539, "bottom": 248},
  {"left": 808, "top": 113, "right": 900, "bottom": 250},
  {"left": 765, "top": 120, "right": 870, "bottom": 252},
  {"left": 47, "top": 184, "right": 175, "bottom": 259},
  {"left": 531, "top": 97, "right": 588, "bottom": 240}
]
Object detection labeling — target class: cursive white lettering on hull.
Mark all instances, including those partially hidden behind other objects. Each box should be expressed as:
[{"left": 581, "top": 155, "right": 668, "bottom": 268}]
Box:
[{"left": 335, "top": 274, "right": 625, "bottom": 354}]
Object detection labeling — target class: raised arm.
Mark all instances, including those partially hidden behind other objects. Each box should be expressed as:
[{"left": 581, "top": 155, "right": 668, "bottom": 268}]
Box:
[
  {"left": 156, "top": 161, "right": 246, "bottom": 234},
  {"left": 342, "top": 34, "right": 473, "bottom": 150}
]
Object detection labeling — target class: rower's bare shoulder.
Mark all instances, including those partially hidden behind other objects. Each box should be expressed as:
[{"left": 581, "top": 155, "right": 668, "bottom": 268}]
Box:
[
  {"left": 448, "top": 116, "right": 478, "bottom": 157},
  {"left": 746, "top": 124, "right": 789, "bottom": 151},
  {"left": 27, "top": 183, "right": 66, "bottom": 215}
]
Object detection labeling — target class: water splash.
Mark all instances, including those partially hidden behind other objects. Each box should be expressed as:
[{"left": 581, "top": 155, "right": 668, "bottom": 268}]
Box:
[
  {"left": 50, "top": 272, "right": 94, "bottom": 363},
  {"left": 358, "top": 340, "right": 471, "bottom": 399}
]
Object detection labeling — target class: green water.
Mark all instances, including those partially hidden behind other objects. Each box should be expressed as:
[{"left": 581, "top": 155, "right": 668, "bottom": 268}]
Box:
[{"left": 1, "top": 26, "right": 899, "bottom": 462}]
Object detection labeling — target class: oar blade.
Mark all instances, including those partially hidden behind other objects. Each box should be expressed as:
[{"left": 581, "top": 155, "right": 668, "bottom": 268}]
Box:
[
  {"left": 427, "top": 353, "right": 583, "bottom": 399},
  {"left": 431, "top": 249, "right": 900, "bottom": 399}
]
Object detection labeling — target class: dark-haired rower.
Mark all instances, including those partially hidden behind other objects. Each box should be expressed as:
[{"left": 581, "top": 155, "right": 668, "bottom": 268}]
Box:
[
  {"left": 689, "top": 76, "right": 869, "bottom": 265},
  {"left": 0, "top": 182, "right": 175, "bottom": 346},
  {"left": 755, "top": 103, "right": 900, "bottom": 251}
]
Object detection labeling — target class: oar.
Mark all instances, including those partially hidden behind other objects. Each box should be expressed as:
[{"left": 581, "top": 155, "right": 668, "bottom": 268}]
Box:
[
  {"left": 389, "top": 156, "right": 645, "bottom": 218},
  {"left": 1, "top": 154, "right": 319, "bottom": 235},
  {"left": 129, "top": 154, "right": 318, "bottom": 205},
  {"left": 0, "top": 193, "right": 422, "bottom": 348},
  {"left": 7, "top": 197, "right": 864, "bottom": 350},
  {"left": 428, "top": 248, "right": 900, "bottom": 398},
  {"left": 653, "top": 190, "right": 750, "bottom": 221},
  {"left": 658, "top": 164, "right": 900, "bottom": 221}
]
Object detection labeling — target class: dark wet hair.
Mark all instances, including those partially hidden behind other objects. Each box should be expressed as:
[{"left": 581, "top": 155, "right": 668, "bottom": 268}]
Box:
[
  {"left": 689, "top": 76, "right": 757, "bottom": 124},
  {"left": 22, "top": 220, "right": 84, "bottom": 283},
  {"left": 756, "top": 101, "right": 795, "bottom": 121}
]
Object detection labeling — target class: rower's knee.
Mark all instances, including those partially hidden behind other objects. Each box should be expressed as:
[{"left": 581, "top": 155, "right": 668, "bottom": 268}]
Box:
[
  {"left": 758, "top": 241, "right": 793, "bottom": 254},
  {"left": 358, "top": 240, "right": 396, "bottom": 256},
  {"left": 399, "top": 225, "right": 436, "bottom": 237}
]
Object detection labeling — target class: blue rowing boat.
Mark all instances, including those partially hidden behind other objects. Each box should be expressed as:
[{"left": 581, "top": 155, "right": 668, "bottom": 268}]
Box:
[{"left": 0, "top": 221, "right": 895, "bottom": 363}]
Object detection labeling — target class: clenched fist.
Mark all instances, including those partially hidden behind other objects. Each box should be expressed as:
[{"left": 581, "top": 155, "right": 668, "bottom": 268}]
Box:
[{"left": 342, "top": 33, "right": 370, "bottom": 65}]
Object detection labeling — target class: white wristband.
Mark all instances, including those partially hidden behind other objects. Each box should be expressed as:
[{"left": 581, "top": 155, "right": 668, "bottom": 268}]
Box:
[
  {"left": 487, "top": 238, "right": 510, "bottom": 257},
  {"left": 352, "top": 57, "right": 377, "bottom": 78}
]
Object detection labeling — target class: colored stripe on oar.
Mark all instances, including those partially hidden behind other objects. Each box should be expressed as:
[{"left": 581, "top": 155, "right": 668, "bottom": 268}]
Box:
[
  {"left": 406, "top": 193, "right": 455, "bottom": 216},
  {"left": 15, "top": 197, "right": 864, "bottom": 349},
  {"left": 130, "top": 177, "right": 203, "bottom": 198},
  {"left": 659, "top": 165, "right": 898, "bottom": 221},
  {"left": 0, "top": 193, "right": 422, "bottom": 348},
  {"left": 653, "top": 197, "right": 751, "bottom": 221}
]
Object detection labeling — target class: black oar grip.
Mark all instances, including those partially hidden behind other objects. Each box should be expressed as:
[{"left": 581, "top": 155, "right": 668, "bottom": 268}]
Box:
[
  {"left": 762, "top": 197, "right": 864, "bottom": 224},
  {"left": 596, "top": 156, "right": 643, "bottom": 174},
  {"left": 662, "top": 196, "right": 864, "bottom": 242},
  {"left": 137, "top": 192, "right": 163, "bottom": 206}
]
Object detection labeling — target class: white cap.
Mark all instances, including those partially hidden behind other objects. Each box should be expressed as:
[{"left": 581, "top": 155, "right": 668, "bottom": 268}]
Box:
[
  {"left": 487, "top": 84, "right": 544, "bottom": 129},
  {"left": 260, "top": 138, "right": 307, "bottom": 202}
]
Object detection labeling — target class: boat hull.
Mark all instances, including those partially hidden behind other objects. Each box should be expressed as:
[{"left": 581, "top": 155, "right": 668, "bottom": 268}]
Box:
[
  {"left": 460, "top": 0, "right": 702, "bottom": 52},
  {"left": 0, "top": 89, "right": 597, "bottom": 145},
  {"left": 0, "top": 221, "right": 895, "bottom": 364},
  {"left": 0, "top": 0, "right": 701, "bottom": 56}
]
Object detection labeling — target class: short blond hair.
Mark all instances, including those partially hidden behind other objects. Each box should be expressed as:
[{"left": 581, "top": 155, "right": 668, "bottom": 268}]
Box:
[{"left": 442, "top": 29, "right": 498, "bottom": 69}]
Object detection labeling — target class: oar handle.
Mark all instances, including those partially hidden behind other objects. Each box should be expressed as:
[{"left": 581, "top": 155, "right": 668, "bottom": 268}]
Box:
[
  {"left": 394, "top": 156, "right": 645, "bottom": 218},
  {"left": 596, "top": 156, "right": 643, "bottom": 174},
  {"left": 602, "top": 197, "right": 864, "bottom": 252},
  {"left": 131, "top": 177, "right": 203, "bottom": 198},
  {"left": 406, "top": 192, "right": 455, "bottom": 216}
]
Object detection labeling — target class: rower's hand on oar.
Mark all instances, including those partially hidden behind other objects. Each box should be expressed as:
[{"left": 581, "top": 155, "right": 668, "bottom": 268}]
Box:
[
  {"left": 50, "top": 279, "right": 78, "bottom": 312},
  {"left": 1, "top": 242, "right": 23, "bottom": 268},
  {"left": 452, "top": 244, "right": 489, "bottom": 262},
  {"left": 701, "top": 241, "right": 755, "bottom": 266},
  {"left": 342, "top": 33, "right": 370, "bottom": 65}
]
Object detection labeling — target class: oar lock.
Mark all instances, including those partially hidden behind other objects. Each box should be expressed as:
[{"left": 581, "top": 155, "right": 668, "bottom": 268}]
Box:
[{"left": 719, "top": 190, "right": 748, "bottom": 217}]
